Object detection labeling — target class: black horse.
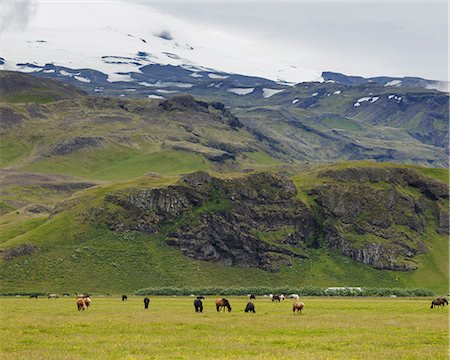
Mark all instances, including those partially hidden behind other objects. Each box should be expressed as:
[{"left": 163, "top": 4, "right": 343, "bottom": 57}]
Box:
[
  {"left": 249, "top": 294, "right": 256, "bottom": 299},
  {"left": 29, "top": 294, "right": 38, "bottom": 299},
  {"left": 431, "top": 297, "right": 448, "bottom": 309},
  {"left": 196, "top": 296, "right": 205, "bottom": 300},
  {"left": 194, "top": 299, "right": 203, "bottom": 313},
  {"left": 122, "top": 295, "right": 128, "bottom": 301},
  {"left": 245, "top": 302, "right": 255, "bottom": 313},
  {"left": 144, "top": 297, "right": 150, "bottom": 309},
  {"left": 272, "top": 295, "right": 281, "bottom": 302}
]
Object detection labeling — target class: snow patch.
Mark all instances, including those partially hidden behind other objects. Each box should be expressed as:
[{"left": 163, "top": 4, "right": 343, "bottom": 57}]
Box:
[
  {"left": 227, "top": 87, "right": 255, "bottom": 95},
  {"left": 333, "top": 90, "right": 341, "bottom": 95},
  {"left": 262, "top": 88, "right": 284, "bottom": 98},
  {"left": 208, "top": 73, "right": 229, "bottom": 79},
  {"left": 292, "top": 98, "right": 299, "bottom": 104},
  {"left": 43, "top": 69, "right": 55, "bottom": 73},
  {"left": 311, "top": 92, "right": 318, "bottom": 97},
  {"left": 147, "top": 94, "right": 165, "bottom": 99},
  {"left": 138, "top": 81, "right": 193, "bottom": 88},
  {"left": 107, "top": 73, "right": 134, "bottom": 82},
  {"left": 190, "top": 72, "right": 202, "bottom": 78},
  {"left": 370, "top": 96, "right": 379, "bottom": 103},
  {"left": 156, "top": 89, "right": 178, "bottom": 94},
  {"left": 59, "top": 70, "right": 78, "bottom": 76},
  {"left": 74, "top": 75, "right": 91, "bottom": 83},
  {"left": 384, "top": 80, "right": 402, "bottom": 87}
]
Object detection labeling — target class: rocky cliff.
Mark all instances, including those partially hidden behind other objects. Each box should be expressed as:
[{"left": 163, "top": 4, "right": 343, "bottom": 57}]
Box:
[{"left": 85, "top": 167, "right": 448, "bottom": 272}]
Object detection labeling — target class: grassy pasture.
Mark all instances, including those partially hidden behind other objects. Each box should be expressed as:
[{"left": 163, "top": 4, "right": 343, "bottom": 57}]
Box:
[{"left": 0, "top": 296, "right": 447, "bottom": 359}]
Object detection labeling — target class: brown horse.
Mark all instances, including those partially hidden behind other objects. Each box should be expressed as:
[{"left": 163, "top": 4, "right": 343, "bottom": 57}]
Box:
[
  {"left": 77, "top": 298, "right": 87, "bottom": 311},
  {"left": 431, "top": 297, "right": 448, "bottom": 309},
  {"left": 215, "top": 298, "right": 232, "bottom": 312},
  {"left": 293, "top": 301, "right": 304, "bottom": 315}
]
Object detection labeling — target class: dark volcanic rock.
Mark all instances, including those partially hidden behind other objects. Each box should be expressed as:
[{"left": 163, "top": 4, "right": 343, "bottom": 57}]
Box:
[
  {"left": 46, "top": 137, "right": 104, "bottom": 156},
  {"left": 159, "top": 95, "right": 209, "bottom": 112},
  {"left": 313, "top": 166, "right": 449, "bottom": 270},
  {"left": 0, "top": 108, "right": 24, "bottom": 128},
  {"left": 101, "top": 171, "right": 315, "bottom": 271},
  {"left": 2, "top": 244, "right": 39, "bottom": 260},
  {"left": 87, "top": 168, "right": 447, "bottom": 272}
]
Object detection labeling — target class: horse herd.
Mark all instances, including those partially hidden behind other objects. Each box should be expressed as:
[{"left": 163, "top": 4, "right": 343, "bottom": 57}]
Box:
[{"left": 30, "top": 293, "right": 448, "bottom": 313}]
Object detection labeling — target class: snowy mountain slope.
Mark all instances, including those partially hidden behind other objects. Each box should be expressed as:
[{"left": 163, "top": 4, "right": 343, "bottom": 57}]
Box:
[{"left": 1, "top": 0, "right": 321, "bottom": 84}]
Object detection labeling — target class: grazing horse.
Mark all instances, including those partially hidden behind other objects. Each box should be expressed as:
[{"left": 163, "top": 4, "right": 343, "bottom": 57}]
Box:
[
  {"left": 194, "top": 299, "right": 203, "bottom": 313},
  {"left": 272, "top": 295, "right": 281, "bottom": 302},
  {"left": 77, "top": 298, "right": 86, "bottom": 311},
  {"left": 249, "top": 294, "right": 256, "bottom": 299},
  {"left": 437, "top": 297, "right": 448, "bottom": 306},
  {"left": 144, "top": 297, "right": 150, "bottom": 309},
  {"left": 48, "top": 294, "right": 59, "bottom": 299},
  {"left": 76, "top": 296, "right": 91, "bottom": 311},
  {"left": 280, "top": 294, "right": 285, "bottom": 301},
  {"left": 215, "top": 298, "right": 232, "bottom": 312},
  {"left": 431, "top": 298, "right": 448, "bottom": 309},
  {"left": 122, "top": 295, "right": 128, "bottom": 301},
  {"left": 84, "top": 296, "right": 92, "bottom": 308},
  {"left": 289, "top": 294, "right": 300, "bottom": 300},
  {"left": 29, "top": 294, "right": 38, "bottom": 299},
  {"left": 293, "top": 301, "right": 304, "bottom": 315},
  {"left": 245, "top": 302, "right": 255, "bottom": 313}
]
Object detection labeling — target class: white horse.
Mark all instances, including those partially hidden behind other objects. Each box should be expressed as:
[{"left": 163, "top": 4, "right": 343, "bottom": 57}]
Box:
[{"left": 289, "top": 294, "right": 300, "bottom": 300}]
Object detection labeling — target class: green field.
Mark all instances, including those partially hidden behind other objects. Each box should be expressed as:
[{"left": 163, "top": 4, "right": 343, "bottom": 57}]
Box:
[{"left": 0, "top": 296, "right": 447, "bottom": 359}]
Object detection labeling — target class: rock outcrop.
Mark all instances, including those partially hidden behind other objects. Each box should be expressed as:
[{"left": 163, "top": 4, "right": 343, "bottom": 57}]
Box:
[{"left": 87, "top": 167, "right": 448, "bottom": 272}]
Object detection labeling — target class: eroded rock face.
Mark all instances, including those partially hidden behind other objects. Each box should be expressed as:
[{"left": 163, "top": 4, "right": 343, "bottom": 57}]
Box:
[
  {"left": 102, "top": 171, "right": 315, "bottom": 271},
  {"left": 2, "top": 244, "right": 39, "bottom": 260},
  {"left": 313, "top": 167, "right": 448, "bottom": 270},
  {"left": 88, "top": 168, "right": 448, "bottom": 272}
]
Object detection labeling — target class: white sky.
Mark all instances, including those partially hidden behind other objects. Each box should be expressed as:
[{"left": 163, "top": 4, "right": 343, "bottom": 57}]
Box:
[{"left": 1, "top": 0, "right": 448, "bottom": 81}]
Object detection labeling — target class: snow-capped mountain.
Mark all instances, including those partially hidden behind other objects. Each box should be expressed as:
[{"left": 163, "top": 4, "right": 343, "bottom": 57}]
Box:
[{"left": 0, "top": 0, "right": 321, "bottom": 85}]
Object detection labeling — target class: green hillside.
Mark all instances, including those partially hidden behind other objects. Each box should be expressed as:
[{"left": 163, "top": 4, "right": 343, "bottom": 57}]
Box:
[
  {"left": 0, "top": 73, "right": 448, "bottom": 295},
  {"left": 0, "top": 163, "right": 447, "bottom": 294}
]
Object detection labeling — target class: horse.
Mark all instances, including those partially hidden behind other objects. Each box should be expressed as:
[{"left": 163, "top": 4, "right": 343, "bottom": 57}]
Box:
[
  {"left": 431, "top": 298, "right": 448, "bottom": 309},
  {"left": 289, "top": 294, "right": 300, "bottom": 300},
  {"left": 245, "top": 302, "right": 255, "bottom": 313},
  {"left": 144, "top": 297, "right": 150, "bottom": 309},
  {"left": 280, "top": 294, "right": 285, "bottom": 301},
  {"left": 196, "top": 296, "right": 205, "bottom": 300},
  {"left": 77, "top": 298, "right": 86, "bottom": 311},
  {"left": 272, "top": 295, "right": 281, "bottom": 302},
  {"left": 249, "top": 294, "right": 256, "bottom": 299},
  {"left": 215, "top": 298, "right": 232, "bottom": 312},
  {"left": 194, "top": 299, "right": 203, "bottom": 313},
  {"left": 48, "top": 294, "right": 59, "bottom": 299},
  {"left": 437, "top": 297, "right": 448, "bottom": 306},
  {"left": 84, "top": 296, "right": 92, "bottom": 308},
  {"left": 122, "top": 295, "right": 128, "bottom": 301},
  {"left": 293, "top": 301, "right": 304, "bottom": 315},
  {"left": 29, "top": 294, "right": 38, "bottom": 299}
]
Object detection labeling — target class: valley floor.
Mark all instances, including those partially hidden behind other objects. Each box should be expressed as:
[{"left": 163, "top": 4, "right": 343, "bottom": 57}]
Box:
[{"left": 0, "top": 296, "right": 447, "bottom": 359}]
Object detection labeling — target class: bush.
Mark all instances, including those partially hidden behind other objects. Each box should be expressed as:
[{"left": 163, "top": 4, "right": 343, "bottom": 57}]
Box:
[{"left": 134, "top": 286, "right": 434, "bottom": 297}]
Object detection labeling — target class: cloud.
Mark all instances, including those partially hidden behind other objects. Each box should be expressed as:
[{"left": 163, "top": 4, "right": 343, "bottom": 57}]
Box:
[{"left": 1, "top": 0, "right": 37, "bottom": 33}]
